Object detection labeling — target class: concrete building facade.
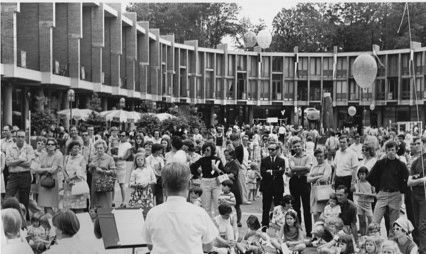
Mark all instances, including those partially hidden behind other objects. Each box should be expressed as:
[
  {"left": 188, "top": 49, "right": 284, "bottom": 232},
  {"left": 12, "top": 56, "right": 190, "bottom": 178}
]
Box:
[{"left": 1, "top": 2, "right": 426, "bottom": 130}]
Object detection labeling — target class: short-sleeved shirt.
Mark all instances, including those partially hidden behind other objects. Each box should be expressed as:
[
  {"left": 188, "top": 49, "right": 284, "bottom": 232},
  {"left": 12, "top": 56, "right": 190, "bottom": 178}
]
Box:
[
  {"left": 339, "top": 200, "right": 357, "bottom": 226},
  {"left": 6, "top": 143, "right": 35, "bottom": 173},
  {"left": 289, "top": 153, "right": 312, "bottom": 177},
  {"left": 143, "top": 196, "right": 218, "bottom": 254},
  {"left": 334, "top": 149, "right": 359, "bottom": 177}
]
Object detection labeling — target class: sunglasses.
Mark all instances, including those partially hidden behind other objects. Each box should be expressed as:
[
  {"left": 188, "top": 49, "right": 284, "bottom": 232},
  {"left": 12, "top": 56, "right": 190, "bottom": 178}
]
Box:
[
  {"left": 268, "top": 148, "right": 277, "bottom": 151},
  {"left": 82, "top": 134, "right": 88, "bottom": 136},
  {"left": 47, "top": 143, "right": 56, "bottom": 146},
  {"left": 16, "top": 135, "right": 25, "bottom": 138}
]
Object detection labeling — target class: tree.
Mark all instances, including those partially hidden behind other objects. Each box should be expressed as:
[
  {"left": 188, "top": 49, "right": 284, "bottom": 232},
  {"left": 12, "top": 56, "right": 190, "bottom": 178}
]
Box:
[
  {"left": 31, "top": 111, "right": 56, "bottom": 135},
  {"left": 126, "top": 3, "right": 241, "bottom": 48},
  {"left": 88, "top": 92, "right": 102, "bottom": 112},
  {"left": 137, "top": 113, "right": 161, "bottom": 135}
]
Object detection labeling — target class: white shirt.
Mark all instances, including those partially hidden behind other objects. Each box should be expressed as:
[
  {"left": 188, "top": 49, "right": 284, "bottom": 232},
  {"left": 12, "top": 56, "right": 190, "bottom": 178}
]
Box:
[
  {"left": 334, "top": 148, "right": 359, "bottom": 177},
  {"left": 142, "top": 196, "right": 218, "bottom": 254},
  {"left": 146, "top": 155, "right": 165, "bottom": 177},
  {"left": 278, "top": 126, "right": 286, "bottom": 135},
  {"left": 165, "top": 150, "right": 187, "bottom": 165},
  {"left": 349, "top": 143, "right": 363, "bottom": 159},
  {"left": 129, "top": 167, "right": 156, "bottom": 187},
  {"left": 118, "top": 141, "right": 132, "bottom": 158}
]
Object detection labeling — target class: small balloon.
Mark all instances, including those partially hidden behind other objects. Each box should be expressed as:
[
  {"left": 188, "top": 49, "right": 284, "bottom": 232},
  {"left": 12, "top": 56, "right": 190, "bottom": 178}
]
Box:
[
  {"left": 370, "top": 104, "right": 375, "bottom": 111},
  {"left": 352, "top": 54, "right": 377, "bottom": 89},
  {"left": 348, "top": 106, "right": 357, "bottom": 116},
  {"left": 256, "top": 30, "right": 272, "bottom": 49},
  {"left": 243, "top": 31, "right": 257, "bottom": 48}
]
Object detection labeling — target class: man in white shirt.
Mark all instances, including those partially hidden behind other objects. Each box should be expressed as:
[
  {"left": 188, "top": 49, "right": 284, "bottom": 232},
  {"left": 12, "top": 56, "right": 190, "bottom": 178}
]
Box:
[
  {"left": 143, "top": 162, "right": 218, "bottom": 254},
  {"left": 114, "top": 131, "right": 132, "bottom": 207},
  {"left": 333, "top": 135, "right": 359, "bottom": 200},
  {"left": 165, "top": 136, "right": 187, "bottom": 165},
  {"left": 349, "top": 133, "right": 363, "bottom": 160}
]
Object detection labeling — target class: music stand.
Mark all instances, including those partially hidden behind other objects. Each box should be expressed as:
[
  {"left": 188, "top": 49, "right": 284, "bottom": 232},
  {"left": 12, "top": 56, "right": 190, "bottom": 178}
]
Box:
[{"left": 97, "top": 208, "right": 148, "bottom": 254}]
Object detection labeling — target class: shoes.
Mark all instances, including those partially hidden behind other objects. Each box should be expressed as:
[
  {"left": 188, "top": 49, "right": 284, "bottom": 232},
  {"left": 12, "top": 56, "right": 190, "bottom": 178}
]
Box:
[
  {"left": 243, "top": 201, "right": 252, "bottom": 205},
  {"left": 237, "top": 222, "right": 242, "bottom": 227},
  {"left": 119, "top": 203, "right": 127, "bottom": 208}
]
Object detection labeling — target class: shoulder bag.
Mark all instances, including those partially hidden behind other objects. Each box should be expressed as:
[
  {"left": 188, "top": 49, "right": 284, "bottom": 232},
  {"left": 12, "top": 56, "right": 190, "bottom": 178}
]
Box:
[
  {"left": 313, "top": 180, "right": 334, "bottom": 202},
  {"left": 93, "top": 157, "right": 116, "bottom": 192}
]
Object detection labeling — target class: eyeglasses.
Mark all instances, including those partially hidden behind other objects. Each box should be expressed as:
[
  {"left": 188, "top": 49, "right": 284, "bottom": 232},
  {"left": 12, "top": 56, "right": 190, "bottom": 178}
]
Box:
[
  {"left": 47, "top": 143, "right": 55, "bottom": 146},
  {"left": 16, "top": 136, "right": 25, "bottom": 138},
  {"left": 268, "top": 148, "right": 277, "bottom": 151},
  {"left": 82, "top": 134, "right": 88, "bottom": 136},
  {"left": 37, "top": 142, "right": 45, "bottom": 145}
]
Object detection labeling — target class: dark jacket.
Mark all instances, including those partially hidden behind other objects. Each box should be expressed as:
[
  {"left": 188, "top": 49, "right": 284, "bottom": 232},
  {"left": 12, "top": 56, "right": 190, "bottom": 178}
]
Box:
[
  {"left": 260, "top": 156, "right": 285, "bottom": 192},
  {"left": 367, "top": 157, "right": 408, "bottom": 193}
]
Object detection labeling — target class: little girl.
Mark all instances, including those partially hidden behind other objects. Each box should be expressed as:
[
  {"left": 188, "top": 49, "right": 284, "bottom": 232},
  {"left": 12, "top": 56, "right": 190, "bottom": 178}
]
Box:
[
  {"left": 236, "top": 215, "right": 278, "bottom": 254},
  {"left": 27, "top": 212, "right": 48, "bottom": 253},
  {"left": 278, "top": 209, "right": 306, "bottom": 252},
  {"left": 246, "top": 163, "right": 261, "bottom": 201},
  {"left": 321, "top": 193, "right": 341, "bottom": 221},
  {"left": 270, "top": 194, "right": 293, "bottom": 232},
  {"left": 361, "top": 236, "right": 379, "bottom": 254},
  {"left": 128, "top": 152, "right": 156, "bottom": 217}
]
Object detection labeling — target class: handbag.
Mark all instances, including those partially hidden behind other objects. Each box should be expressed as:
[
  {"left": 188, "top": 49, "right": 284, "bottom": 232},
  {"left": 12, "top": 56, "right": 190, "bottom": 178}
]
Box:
[
  {"left": 40, "top": 173, "right": 55, "bottom": 189},
  {"left": 71, "top": 180, "right": 90, "bottom": 195},
  {"left": 94, "top": 169, "right": 116, "bottom": 192},
  {"left": 217, "top": 173, "right": 229, "bottom": 184},
  {"left": 314, "top": 183, "right": 334, "bottom": 201}
]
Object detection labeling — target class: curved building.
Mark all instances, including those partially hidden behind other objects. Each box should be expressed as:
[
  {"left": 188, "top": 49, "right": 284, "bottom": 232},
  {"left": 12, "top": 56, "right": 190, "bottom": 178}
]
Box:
[{"left": 1, "top": 3, "right": 425, "bottom": 130}]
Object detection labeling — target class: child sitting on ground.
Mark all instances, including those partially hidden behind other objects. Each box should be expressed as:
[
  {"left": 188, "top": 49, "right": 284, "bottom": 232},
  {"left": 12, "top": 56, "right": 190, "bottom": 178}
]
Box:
[
  {"left": 189, "top": 186, "right": 203, "bottom": 207},
  {"left": 236, "top": 215, "right": 280, "bottom": 254},
  {"left": 270, "top": 194, "right": 293, "bottom": 232},
  {"left": 27, "top": 212, "right": 48, "bottom": 253},
  {"left": 320, "top": 193, "right": 341, "bottom": 221},
  {"left": 213, "top": 204, "right": 238, "bottom": 254},
  {"left": 276, "top": 209, "right": 307, "bottom": 252}
]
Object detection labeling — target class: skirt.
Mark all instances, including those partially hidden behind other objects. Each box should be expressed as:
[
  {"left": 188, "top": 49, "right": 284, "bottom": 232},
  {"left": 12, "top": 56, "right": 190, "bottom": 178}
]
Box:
[
  {"left": 115, "top": 160, "right": 127, "bottom": 184},
  {"left": 128, "top": 186, "right": 154, "bottom": 217}
]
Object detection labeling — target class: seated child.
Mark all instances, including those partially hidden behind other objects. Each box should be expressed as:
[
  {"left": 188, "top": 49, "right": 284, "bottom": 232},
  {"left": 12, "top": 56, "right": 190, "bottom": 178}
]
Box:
[
  {"left": 237, "top": 215, "right": 280, "bottom": 254},
  {"left": 213, "top": 204, "right": 238, "bottom": 254},
  {"left": 189, "top": 186, "right": 203, "bottom": 207},
  {"left": 276, "top": 209, "right": 307, "bottom": 252},
  {"left": 320, "top": 193, "right": 341, "bottom": 221},
  {"left": 27, "top": 212, "right": 48, "bottom": 253},
  {"left": 270, "top": 194, "right": 293, "bottom": 231},
  {"left": 309, "top": 221, "right": 334, "bottom": 247},
  {"left": 360, "top": 236, "right": 380, "bottom": 254},
  {"left": 218, "top": 180, "right": 236, "bottom": 207}
]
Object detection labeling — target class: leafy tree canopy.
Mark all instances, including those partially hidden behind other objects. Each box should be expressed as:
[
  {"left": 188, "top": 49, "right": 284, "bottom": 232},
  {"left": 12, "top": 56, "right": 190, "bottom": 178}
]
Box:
[{"left": 126, "top": 3, "right": 242, "bottom": 48}]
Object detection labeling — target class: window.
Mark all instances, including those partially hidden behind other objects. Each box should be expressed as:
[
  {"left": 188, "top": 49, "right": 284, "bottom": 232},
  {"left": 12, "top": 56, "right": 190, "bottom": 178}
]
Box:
[
  {"left": 284, "top": 57, "right": 294, "bottom": 78},
  {"left": 388, "top": 77, "right": 398, "bottom": 100},
  {"left": 206, "top": 71, "right": 214, "bottom": 99},
  {"left": 297, "top": 81, "right": 308, "bottom": 101},
  {"left": 237, "top": 55, "right": 246, "bottom": 71},
  {"left": 272, "top": 74, "right": 282, "bottom": 100},
  {"left": 401, "top": 78, "right": 411, "bottom": 100},
  {"left": 272, "top": 56, "right": 283, "bottom": 72},
  {"left": 336, "top": 81, "right": 348, "bottom": 101},
  {"left": 310, "top": 58, "right": 321, "bottom": 76},
  {"left": 284, "top": 81, "right": 294, "bottom": 100},
  {"left": 237, "top": 73, "right": 246, "bottom": 99},
  {"left": 349, "top": 79, "right": 359, "bottom": 100},
  {"left": 261, "top": 56, "right": 270, "bottom": 77},
  {"left": 260, "top": 80, "right": 269, "bottom": 100},
  {"left": 375, "top": 79, "right": 385, "bottom": 100},
  {"left": 310, "top": 81, "right": 321, "bottom": 101}
]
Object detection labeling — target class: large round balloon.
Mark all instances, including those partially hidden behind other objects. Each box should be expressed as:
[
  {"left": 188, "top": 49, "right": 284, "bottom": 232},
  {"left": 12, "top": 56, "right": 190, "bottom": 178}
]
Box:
[
  {"left": 256, "top": 30, "right": 272, "bottom": 49},
  {"left": 352, "top": 54, "right": 377, "bottom": 89},
  {"left": 348, "top": 106, "right": 357, "bottom": 116},
  {"left": 243, "top": 31, "right": 257, "bottom": 48}
]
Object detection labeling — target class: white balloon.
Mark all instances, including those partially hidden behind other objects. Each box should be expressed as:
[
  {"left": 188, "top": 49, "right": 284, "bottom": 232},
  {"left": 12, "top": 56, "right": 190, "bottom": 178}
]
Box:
[
  {"left": 348, "top": 106, "right": 357, "bottom": 116},
  {"left": 256, "top": 30, "right": 272, "bottom": 49},
  {"left": 370, "top": 104, "right": 375, "bottom": 111},
  {"left": 243, "top": 31, "right": 257, "bottom": 48},
  {"left": 352, "top": 54, "right": 377, "bottom": 89}
]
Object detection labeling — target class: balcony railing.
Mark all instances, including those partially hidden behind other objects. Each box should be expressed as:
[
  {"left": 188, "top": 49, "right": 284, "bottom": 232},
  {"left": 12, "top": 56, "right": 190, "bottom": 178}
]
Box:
[
  {"left": 336, "top": 70, "right": 347, "bottom": 78},
  {"left": 284, "top": 93, "right": 294, "bottom": 100},
  {"left": 402, "top": 67, "right": 409, "bottom": 75},
  {"left": 323, "top": 70, "right": 333, "bottom": 77},
  {"left": 336, "top": 93, "right": 347, "bottom": 101},
  {"left": 375, "top": 92, "right": 385, "bottom": 100}
]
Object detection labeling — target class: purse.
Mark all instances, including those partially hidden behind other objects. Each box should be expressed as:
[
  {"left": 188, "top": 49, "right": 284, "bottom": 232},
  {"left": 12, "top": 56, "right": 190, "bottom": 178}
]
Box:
[
  {"left": 40, "top": 173, "right": 55, "bottom": 189},
  {"left": 314, "top": 183, "right": 334, "bottom": 201},
  {"left": 94, "top": 169, "right": 116, "bottom": 192},
  {"left": 71, "top": 180, "right": 90, "bottom": 195},
  {"left": 217, "top": 173, "right": 229, "bottom": 184}
]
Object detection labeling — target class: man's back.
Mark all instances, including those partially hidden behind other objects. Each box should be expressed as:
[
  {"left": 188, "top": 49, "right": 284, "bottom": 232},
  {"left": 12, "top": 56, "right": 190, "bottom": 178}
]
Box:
[{"left": 143, "top": 196, "right": 218, "bottom": 254}]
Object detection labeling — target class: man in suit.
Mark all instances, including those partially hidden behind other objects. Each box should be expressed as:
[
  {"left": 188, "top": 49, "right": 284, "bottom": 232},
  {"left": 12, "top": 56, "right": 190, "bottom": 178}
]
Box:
[{"left": 260, "top": 142, "right": 285, "bottom": 230}]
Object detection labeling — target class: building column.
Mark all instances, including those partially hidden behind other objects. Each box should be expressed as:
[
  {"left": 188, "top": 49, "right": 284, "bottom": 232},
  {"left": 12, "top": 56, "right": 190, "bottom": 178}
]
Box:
[
  {"left": 248, "top": 106, "right": 254, "bottom": 125},
  {"left": 3, "top": 83, "right": 13, "bottom": 126},
  {"left": 35, "top": 88, "right": 45, "bottom": 112},
  {"left": 63, "top": 94, "right": 70, "bottom": 130},
  {"left": 23, "top": 88, "right": 30, "bottom": 132},
  {"left": 102, "top": 97, "right": 108, "bottom": 111}
]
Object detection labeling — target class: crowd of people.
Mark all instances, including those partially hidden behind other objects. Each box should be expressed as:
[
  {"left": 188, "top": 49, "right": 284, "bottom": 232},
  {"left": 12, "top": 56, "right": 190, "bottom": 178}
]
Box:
[{"left": 0, "top": 121, "right": 425, "bottom": 254}]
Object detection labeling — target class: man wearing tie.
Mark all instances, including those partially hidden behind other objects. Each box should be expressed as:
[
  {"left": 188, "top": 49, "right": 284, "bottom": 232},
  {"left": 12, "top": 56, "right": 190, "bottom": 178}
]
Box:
[{"left": 260, "top": 142, "right": 285, "bottom": 230}]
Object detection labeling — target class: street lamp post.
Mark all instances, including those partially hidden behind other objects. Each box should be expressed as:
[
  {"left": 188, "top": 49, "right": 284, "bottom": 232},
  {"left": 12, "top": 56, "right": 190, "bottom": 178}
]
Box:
[
  {"left": 67, "top": 89, "right": 75, "bottom": 130},
  {"left": 119, "top": 97, "right": 126, "bottom": 110}
]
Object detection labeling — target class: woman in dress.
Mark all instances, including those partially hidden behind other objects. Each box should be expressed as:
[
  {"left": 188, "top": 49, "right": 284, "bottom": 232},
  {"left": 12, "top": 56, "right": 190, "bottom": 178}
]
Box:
[
  {"left": 222, "top": 149, "right": 242, "bottom": 227},
  {"left": 89, "top": 140, "right": 116, "bottom": 209},
  {"left": 35, "top": 138, "right": 63, "bottom": 214},
  {"left": 63, "top": 141, "right": 88, "bottom": 213},
  {"left": 307, "top": 148, "right": 332, "bottom": 222},
  {"left": 128, "top": 152, "right": 156, "bottom": 217}
]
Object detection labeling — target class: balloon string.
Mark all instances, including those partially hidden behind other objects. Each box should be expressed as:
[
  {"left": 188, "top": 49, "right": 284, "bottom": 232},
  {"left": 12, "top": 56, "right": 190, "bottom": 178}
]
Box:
[{"left": 397, "top": 3, "right": 408, "bottom": 34}]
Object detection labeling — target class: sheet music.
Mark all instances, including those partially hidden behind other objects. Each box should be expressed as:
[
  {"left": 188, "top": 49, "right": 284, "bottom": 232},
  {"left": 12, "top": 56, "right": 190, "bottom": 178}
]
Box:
[{"left": 113, "top": 209, "right": 146, "bottom": 246}]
